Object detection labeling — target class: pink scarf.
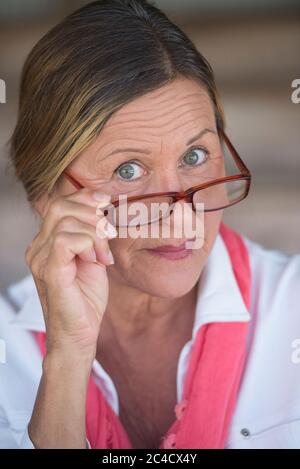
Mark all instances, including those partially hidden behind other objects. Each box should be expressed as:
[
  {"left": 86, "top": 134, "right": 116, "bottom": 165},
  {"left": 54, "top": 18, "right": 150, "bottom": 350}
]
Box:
[{"left": 34, "top": 222, "right": 251, "bottom": 449}]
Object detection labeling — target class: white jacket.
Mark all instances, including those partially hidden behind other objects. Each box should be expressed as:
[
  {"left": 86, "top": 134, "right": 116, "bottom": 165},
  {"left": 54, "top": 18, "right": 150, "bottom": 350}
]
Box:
[{"left": 0, "top": 233, "right": 300, "bottom": 449}]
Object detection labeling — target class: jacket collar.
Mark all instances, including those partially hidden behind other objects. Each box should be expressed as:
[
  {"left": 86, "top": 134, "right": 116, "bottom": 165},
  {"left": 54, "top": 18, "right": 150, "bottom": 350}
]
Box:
[
  {"left": 192, "top": 233, "right": 250, "bottom": 339},
  {"left": 8, "top": 233, "right": 250, "bottom": 333}
]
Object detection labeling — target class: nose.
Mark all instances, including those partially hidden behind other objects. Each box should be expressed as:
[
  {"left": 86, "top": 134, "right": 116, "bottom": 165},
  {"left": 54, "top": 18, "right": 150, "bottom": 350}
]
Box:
[
  {"left": 153, "top": 169, "right": 185, "bottom": 194},
  {"left": 163, "top": 197, "right": 199, "bottom": 244}
]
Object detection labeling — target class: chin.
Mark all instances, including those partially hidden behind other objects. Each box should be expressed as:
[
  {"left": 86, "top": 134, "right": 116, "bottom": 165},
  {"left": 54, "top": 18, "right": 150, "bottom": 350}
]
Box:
[
  {"left": 135, "top": 263, "right": 202, "bottom": 299},
  {"left": 144, "top": 277, "right": 199, "bottom": 299}
]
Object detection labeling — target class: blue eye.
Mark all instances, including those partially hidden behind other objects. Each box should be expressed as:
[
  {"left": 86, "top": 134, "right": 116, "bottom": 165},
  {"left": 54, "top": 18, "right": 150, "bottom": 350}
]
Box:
[
  {"left": 116, "top": 162, "right": 144, "bottom": 181},
  {"left": 183, "top": 148, "right": 207, "bottom": 166}
]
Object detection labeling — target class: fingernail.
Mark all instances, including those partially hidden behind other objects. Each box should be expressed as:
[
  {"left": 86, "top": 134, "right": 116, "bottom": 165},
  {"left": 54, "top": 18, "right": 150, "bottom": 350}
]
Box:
[
  {"left": 107, "top": 250, "right": 115, "bottom": 265},
  {"left": 93, "top": 191, "right": 111, "bottom": 202}
]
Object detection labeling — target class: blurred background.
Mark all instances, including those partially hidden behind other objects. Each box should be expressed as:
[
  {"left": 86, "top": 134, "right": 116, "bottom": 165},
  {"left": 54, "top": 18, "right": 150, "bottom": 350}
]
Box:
[{"left": 0, "top": 0, "right": 299, "bottom": 292}]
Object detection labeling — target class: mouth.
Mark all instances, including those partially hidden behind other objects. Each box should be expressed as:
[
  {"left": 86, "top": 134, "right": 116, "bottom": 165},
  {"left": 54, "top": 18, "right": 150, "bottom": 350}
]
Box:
[{"left": 145, "top": 241, "right": 194, "bottom": 261}]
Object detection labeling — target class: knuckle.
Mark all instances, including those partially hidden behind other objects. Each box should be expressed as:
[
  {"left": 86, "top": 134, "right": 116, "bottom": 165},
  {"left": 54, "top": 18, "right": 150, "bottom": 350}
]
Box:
[
  {"left": 56, "top": 215, "right": 78, "bottom": 232},
  {"left": 82, "top": 234, "right": 95, "bottom": 253},
  {"left": 52, "top": 232, "right": 68, "bottom": 249}
]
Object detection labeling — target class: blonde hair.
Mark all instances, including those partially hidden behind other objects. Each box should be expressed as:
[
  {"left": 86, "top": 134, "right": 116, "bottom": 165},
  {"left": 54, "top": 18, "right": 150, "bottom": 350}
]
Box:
[{"left": 9, "top": 0, "right": 225, "bottom": 202}]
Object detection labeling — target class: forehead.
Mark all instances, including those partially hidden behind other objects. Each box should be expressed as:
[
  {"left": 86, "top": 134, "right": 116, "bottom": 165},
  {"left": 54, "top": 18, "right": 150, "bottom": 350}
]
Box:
[{"left": 100, "top": 77, "right": 215, "bottom": 140}]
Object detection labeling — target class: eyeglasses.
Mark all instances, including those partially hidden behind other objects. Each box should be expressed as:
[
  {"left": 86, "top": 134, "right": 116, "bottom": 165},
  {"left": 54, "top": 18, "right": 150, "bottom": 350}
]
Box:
[{"left": 64, "top": 129, "right": 251, "bottom": 227}]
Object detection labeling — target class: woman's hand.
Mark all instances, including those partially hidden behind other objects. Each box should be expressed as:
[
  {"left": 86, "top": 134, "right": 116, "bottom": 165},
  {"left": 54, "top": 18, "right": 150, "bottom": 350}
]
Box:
[
  {"left": 25, "top": 188, "right": 117, "bottom": 361},
  {"left": 25, "top": 187, "right": 118, "bottom": 448}
]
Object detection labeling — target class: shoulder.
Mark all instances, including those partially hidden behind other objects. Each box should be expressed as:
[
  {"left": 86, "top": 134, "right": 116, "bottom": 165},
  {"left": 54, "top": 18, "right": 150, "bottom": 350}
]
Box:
[
  {"left": 242, "top": 235, "right": 300, "bottom": 360},
  {"left": 0, "top": 275, "right": 42, "bottom": 416},
  {"left": 243, "top": 234, "right": 300, "bottom": 275},
  {"left": 240, "top": 234, "right": 300, "bottom": 384},
  {"left": 227, "top": 236, "right": 300, "bottom": 447},
  {"left": 242, "top": 235, "right": 300, "bottom": 315}
]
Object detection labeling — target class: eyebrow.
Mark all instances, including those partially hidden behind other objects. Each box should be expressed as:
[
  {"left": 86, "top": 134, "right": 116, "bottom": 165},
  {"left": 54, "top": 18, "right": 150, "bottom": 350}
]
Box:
[
  {"left": 186, "top": 127, "right": 216, "bottom": 145},
  {"left": 100, "top": 127, "right": 216, "bottom": 161}
]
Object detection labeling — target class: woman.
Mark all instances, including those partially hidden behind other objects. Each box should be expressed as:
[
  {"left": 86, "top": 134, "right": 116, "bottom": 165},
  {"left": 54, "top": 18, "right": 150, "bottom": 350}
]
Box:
[{"left": 0, "top": 0, "right": 299, "bottom": 449}]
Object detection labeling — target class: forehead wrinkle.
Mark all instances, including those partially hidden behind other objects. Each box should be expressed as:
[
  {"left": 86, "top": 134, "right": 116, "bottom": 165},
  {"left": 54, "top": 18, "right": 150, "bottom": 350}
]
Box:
[
  {"left": 151, "top": 108, "right": 216, "bottom": 135},
  {"left": 116, "top": 92, "right": 209, "bottom": 116},
  {"left": 163, "top": 118, "right": 214, "bottom": 137},
  {"left": 105, "top": 105, "right": 214, "bottom": 137},
  {"left": 108, "top": 98, "right": 212, "bottom": 128},
  {"left": 95, "top": 136, "right": 155, "bottom": 157}
]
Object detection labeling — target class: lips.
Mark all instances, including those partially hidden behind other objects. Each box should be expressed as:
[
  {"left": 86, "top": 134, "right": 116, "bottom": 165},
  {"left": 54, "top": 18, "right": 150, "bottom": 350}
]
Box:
[
  {"left": 145, "top": 241, "right": 194, "bottom": 261},
  {"left": 148, "top": 242, "right": 187, "bottom": 253}
]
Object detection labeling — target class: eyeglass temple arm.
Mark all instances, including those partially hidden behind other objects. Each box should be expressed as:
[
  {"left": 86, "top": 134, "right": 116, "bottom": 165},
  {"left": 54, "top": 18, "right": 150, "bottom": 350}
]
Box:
[
  {"left": 219, "top": 129, "right": 251, "bottom": 177},
  {"left": 65, "top": 172, "right": 84, "bottom": 190}
]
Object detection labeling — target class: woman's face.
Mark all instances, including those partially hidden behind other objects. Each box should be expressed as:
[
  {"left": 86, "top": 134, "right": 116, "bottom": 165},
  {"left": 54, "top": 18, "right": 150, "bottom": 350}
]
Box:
[{"left": 44, "top": 77, "right": 224, "bottom": 298}]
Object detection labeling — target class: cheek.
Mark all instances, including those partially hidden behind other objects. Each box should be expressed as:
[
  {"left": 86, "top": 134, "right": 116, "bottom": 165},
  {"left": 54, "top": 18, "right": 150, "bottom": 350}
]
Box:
[
  {"left": 203, "top": 211, "right": 223, "bottom": 249},
  {"left": 196, "top": 212, "right": 222, "bottom": 267},
  {"left": 108, "top": 236, "right": 137, "bottom": 263}
]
